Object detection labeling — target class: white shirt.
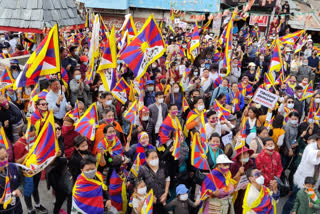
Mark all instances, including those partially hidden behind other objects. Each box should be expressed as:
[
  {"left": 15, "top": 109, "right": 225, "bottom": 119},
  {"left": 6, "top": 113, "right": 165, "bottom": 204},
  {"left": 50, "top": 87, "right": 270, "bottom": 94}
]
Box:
[
  {"left": 246, "top": 184, "right": 260, "bottom": 214},
  {"left": 201, "top": 77, "right": 212, "bottom": 92},
  {"left": 155, "top": 103, "right": 163, "bottom": 134},
  {"left": 294, "top": 142, "right": 320, "bottom": 188},
  {"left": 46, "top": 90, "right": 68, "bottom": 119},
  {"left": 209, "top": 72, "right": 219, "bottom": 83}
]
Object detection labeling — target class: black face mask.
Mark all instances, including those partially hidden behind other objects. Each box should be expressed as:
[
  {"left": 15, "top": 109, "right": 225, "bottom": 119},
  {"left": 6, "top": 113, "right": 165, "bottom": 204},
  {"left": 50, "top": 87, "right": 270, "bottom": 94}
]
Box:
[
  {"left": 79, "top": 150, "right": 89, "bottom": 155},
  {"left": 161, "top": 79, "right": 166, "bottom": 84}
]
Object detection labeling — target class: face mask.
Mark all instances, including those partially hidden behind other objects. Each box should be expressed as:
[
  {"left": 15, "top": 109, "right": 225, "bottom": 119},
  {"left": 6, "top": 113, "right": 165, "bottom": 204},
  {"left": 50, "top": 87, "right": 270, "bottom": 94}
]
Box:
[
  {"left": 161, "top": 79, "right": 166, "bottom": 84},
  {"left": 173, "top": 88, "right": 180, "bottom": 93},
  {"left": 158, "top": 98, "right": 164, "bottom": 104},
  {"left": 75, "top": 75, "right": 81, "bottom": 80},
  {"left": 290, "top": 119, "right": 298, "bottom": 125},
  {"left": 75, "top": 51, "right": 79, "bottom": 56},
  {"left": 142, "top": 116, "right": 149, "bottom": 121},
  {"left": 219, "top": 166, "right": 229, "bottom": 173},
  {"left": 106, "top": 118, "right": 114, "bottom": 124},
  {"left": 194, "top": 72, "right": 199, "bottom": 76},
  {"left": 137, "top": 186, "right": 147, "bottom": 195},
  {"left": 83, "top": 61, "right": 88, "bottom": 65},
  {"left": 210, "top": 144, "right": 219, "bottom": 149},
  {"left": 182, "top": 45, "right": 187, "bottom": 48},
  {"left": 170, "top": 81, "right": 175, "bottom": 85},
  {"left": 197, "top": 105, "right": 204, "bottom": 112},
  {"left": 180, "top": 193, "right": 188, "bottom": 201},
  {"left": 315, "top": 98, "right": 320, "bottom": 104},
  {"left": 0, "top": 160, "right": 8, "bottom": 167},
  {"left": 220, "top": 74, "right": 226, "bottom": 77},
  {"left": 147, "top": 86, "right": 154, "bottom": 91},
  {"left": 210, "top": 120, "right": 218, "bottom": 125},
  {"left": 79, "top": 150, "right": 89, "bottom": 155},
  {"left": 2, "top": 50, "right": 8, "bottom": 54},
  {"left": 141, "top": 140, "right": 149, "bottom": 147},
  {"left": 255, "top": 104, "right": 261, "bottom": 109},
  {"left": 149, "top": 158, "right": 159, "bottom": 167},
  {"left": 105, "top": 100, "right": 112, "bottom": 106},
  {"left": 171, "top": 110, "right": 179, "bottom": 116},
  {"left": 279, "top": 97, "right": 284, "bottom": 102},
  {"left": 256, "top": 175, "right": 265, "bottom": 185},
  {"left": 303, "top": 62, "right": 308, "bottom": 66},
  {"left": 201, "top": 64, "right": 205, "bottom": 68},
  {"left": 28, "top": 136, "right": 36, "bottom": 142},
  {"left": 175, "top": 67, "right": 179, "bottom": 71},
  {"left": 62, "top": 125, "right": 73, "bottom": 133},
  {"left": 106, "top": 134, "right": 116, "bottom": 141},
  {"left": 241, "top": 157, "right": 249, "bottom": 163},
  {"left": 152, "top": 64, "right": 157, "bottom": 68},
  {"left": 265, "top": 145, "right": 275, "bottom": 151},
  {"left": 287, "top": 103, "right": 294, "bottom": 109},
  {"left": 83, "top": 169, "right": 96, "bottom": 179},
  {"left": 302, "top": 81, "right": 308, "bottom": 86},
  {"left": 0, "top": 37, "right": 5, "bottom": 41}
]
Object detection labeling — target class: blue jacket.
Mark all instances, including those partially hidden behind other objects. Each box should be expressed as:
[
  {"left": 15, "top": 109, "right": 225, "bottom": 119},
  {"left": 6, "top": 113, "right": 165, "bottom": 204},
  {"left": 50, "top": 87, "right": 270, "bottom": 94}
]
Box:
[{"left": 210, "top": 86, "right": 230, "bottom": 106}]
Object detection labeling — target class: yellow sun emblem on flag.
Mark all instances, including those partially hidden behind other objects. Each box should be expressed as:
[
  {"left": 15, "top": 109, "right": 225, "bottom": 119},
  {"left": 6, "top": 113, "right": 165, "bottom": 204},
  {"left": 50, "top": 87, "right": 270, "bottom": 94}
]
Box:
[
  {"left": 233, "top": 98, "right": 238, "bottom": 104},
  {"left": 141, "top": 41, "right": 149, "bottom": 53},
  {"left": 89, "top": 118, "right": 95, "bottom": 125}
]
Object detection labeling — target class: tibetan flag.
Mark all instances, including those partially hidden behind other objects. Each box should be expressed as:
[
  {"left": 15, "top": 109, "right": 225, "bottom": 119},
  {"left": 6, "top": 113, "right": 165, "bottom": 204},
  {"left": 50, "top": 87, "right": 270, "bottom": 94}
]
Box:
[
  {"left": 159, "top": 115, "right": 182, "bottom": 145},
  {"left": 214, "top": 76, "right": 223, "bottom": 88},
  {"left": 96, "top": 137, "right": 123, "bottom": 158},
  {"left": 120, "top": 14, "right": 165, "bottom": 80},
  {"left": 120, "top": 14, "right": 137, "bottom": 39},
  {"left": 191, "top": 132, "right": 209, "bottom": 170},
  {"left": 279, "top": 30, "right": 305, "bottom": 45},
  {"left": 75, "top": 103, "right": 98, "bottom": 141},
  {"left": 202, "top": 19, "right": 212, "bottom": 33},
  {"left": 100, "top": 15, "right": 109, "bottom": 42},
  {"left": 224, "top": 11, "right": 237, "bottom": 76},
  {"left": 130, "top": 153, "right": 141, "bottom": 177},
  {"left": 264, "top": 73, "right": 275, "bottom": 92},
  {"left": 99, "top": 68, "right": 117, "bottom": 92},
  {"left": 15, "top": 24, "right": 60, "bottom": 88},
  {"left": 61, "top": 67, "right": 69, "bottom": 86},
  {"left": 189, "top": 23, "right": 200, "bottom": 61},
  {"left": 255, "top": 66, "right": 261, "bottom": 81},
  {"left": 0, "top": 67, "right": 14, "bottom": 86},
  {"left": 201, "top": 169, "right": 234, "bottom": 200},
  {"left": 141, "top": 189, "right": 153, "bottom": 214},
  {"left": 23, "top": 110, "right": 59, "bottom": 177},
  {"left": 72, "top": 171, "right": 107, "bottom": 214},
  {"left": 182, "top": 97, "right": 189, "bottom": 112},
  {"left": 85, "top": 59, "right": 95, "bottom": 85},
  {"left": 111, "top": 77, "right": 130, "bottom": 104},
  {"left": 214, "top": 99, "right": 231, "bottom": 120},
  {"left": 0, "top": 176, "right": 11, "bottom": 209},
  {"left": 109, "top": 169, "right": 127, "bottom": 214},
  {"left": 295, "top": 34, "right": 307, "bottom": 54},
  {"left": 124, "top": 100, "right": 138, "bottom": 124},
  {"left": 88, "top": 14, "right": 100, "bottom": 61},
  {"left": 97, "top": 26, "right": 117, "bottom": 71},
  {"left": 66, "top": 100, "right": 80, "bottom": 120},
  {"left": 300, "top": 81, "right": 314, "bottom": 101},
  {"left": 0, "top": 127, "right": 9, "bottom": 150},
  {"left": 235, "top": 118, "right": 246, "bottom": 150},
  {"left": 118, "top": 31, "right": 130, "bottom": 56},
  {"left": 268, "top": 38, "right": 283, "bottom": 74},
  {"left": 30, "top": 83, "right": 38, "bottom": 100},
  {"left": 243, "top": 183, "right": 276, "bottom": 213},
  {"left": 172, "top": 132, "right": 180, "bottom": 160},
  {"left": 200, "top": 112, "right": 207, "bottom": 144}
]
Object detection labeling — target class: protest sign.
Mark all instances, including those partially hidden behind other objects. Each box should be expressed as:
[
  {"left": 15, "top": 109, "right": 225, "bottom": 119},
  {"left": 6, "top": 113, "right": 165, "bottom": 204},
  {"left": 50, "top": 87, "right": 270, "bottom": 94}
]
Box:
[{"left": 253, "top": 88, "right": 279, "bottom": 109}]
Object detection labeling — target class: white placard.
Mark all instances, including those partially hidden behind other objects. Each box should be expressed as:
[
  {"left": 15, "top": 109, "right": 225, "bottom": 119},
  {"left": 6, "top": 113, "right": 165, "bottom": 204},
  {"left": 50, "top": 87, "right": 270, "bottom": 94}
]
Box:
[
  {"left": 221, "top": 132, "right": 233, "bottom": 146},
  {"left": 174, "top": 18, "right": 180, "bottom": 24},
  {"left": 179, "top": 65, "right": 186, "bottom": 76},
  {"left": 235, "top": 175, "right": 249, "bottom": 191},
  {"left": 252, "top": 88, "right": 279, "bottom": 109}
]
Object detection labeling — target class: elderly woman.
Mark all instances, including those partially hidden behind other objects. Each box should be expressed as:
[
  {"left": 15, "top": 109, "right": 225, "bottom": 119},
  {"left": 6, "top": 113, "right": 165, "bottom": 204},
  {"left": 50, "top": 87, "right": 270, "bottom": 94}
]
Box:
[
  {"left": 200, "top": 154, "right": 236, "bottom": 214},
  {"left": 230, "top": 147, "right": 254, "bottom": 214},
  {"left": 69, "top": 69, "right": 90, "bottom": 107}
]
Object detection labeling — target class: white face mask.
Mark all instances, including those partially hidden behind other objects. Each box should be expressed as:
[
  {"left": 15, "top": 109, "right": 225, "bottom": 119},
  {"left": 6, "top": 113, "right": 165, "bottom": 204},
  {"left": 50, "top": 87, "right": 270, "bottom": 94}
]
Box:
[
  {"left": 2, "top": 50, "right": 8, "bottom": 54},
  {"left": 279, "top": 97, "right": 284, "bottom": 102},
  {"left": 220, "top": 74, "right": 226, "bottom": 77},
  {"left": 147, "top": 86, "right": 154, "bottom": 91},
  {"left": 75, "top": 75, "right": 81, "bottom": 80},
  {"left": 149, "top": 158, "right": 159, "bottom": 167},
  {"left": 241, "top": 157, "right": 249, "bottom": 163},
  {"left": 256, "top": 175, "right": 265, "bottom": 185},
  {"left": 179, "top": 193, "right": 188, "bottom": 201},
  {"left": 315, "top": 98, "right": 320, "bottom": 104},
  {"left": 287, "top": 103, "right": 294, "bottom": 109},
  {"left": 173, "top": 88, "right": 180, "bottom": 93},
  {"left": 197, "top": 105, "right": 204, "bottom": 112},
  {"left": 137, "top": 186, "right": 147, "bottom": 195},
  {"left": 290, "top": 119, "right": 298, "bottom": 125},
  {"left": 142, "top": 116, "right": 149, "bottom": 121},
  {"left": 83, "top": 169, "right": 96, "bottom": 179},
  {"left": 265, "top": 145, "right": 275, "bottom": 151},
  {"left": 255, "top": 104, "right": 261, "bottom": 109},
  {"left": 105, "top": 100, "right": 112, "bottom": 106},
  {"left": 152, "top": 64, "right": 157, "bottom": 68},
  {"left": 194, "top": 72, "right": 199, "bottom": 76},
  {"left": 158, "top": 98, "right": 164, "bottom": 104}
]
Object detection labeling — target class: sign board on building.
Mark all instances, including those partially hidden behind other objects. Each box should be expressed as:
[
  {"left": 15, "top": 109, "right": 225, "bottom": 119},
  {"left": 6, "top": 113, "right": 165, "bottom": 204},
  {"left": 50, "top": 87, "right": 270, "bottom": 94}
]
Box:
[
  {"left": 222, "top": 0, "right": 276, "bottom": 7},
  {"left": 249, "top": 15, "right": 269, "bottom": 27}
]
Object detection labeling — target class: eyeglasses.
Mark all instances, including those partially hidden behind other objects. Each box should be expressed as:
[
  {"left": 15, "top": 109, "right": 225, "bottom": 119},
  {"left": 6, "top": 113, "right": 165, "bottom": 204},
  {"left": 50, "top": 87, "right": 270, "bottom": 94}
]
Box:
[
  {"left": 39, "top": 103, "right": 48, "bottom": 106},
  {"left": 55, "top": 127, "right": 61, "bottom": 131}
]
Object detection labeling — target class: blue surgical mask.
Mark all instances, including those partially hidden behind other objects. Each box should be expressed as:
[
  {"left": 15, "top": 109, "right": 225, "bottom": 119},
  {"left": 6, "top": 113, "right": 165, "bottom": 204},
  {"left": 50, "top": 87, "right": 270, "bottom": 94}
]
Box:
[
  {"left": 28, "top": 136, "right": 35, "bottom": 142},
  {"left": 241, "top": 157, "right": 249, "bottom": 163},
  {"left": 75, "top": 75, "right": 81, "bottom": 80}
]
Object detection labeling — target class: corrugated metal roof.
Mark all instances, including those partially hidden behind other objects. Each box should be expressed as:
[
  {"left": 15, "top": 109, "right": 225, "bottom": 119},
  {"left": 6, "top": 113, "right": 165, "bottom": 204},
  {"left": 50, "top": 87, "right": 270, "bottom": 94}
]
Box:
[{"left": 0, "top": 0, "right": 84, "bottom": 30}]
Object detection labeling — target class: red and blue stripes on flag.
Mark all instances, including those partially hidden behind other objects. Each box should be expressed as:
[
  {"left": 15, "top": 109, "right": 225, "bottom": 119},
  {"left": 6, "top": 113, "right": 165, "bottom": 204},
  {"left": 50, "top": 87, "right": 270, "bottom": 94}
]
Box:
[{"left": 74, "top": 103, "right": 98, "bottom": 141}]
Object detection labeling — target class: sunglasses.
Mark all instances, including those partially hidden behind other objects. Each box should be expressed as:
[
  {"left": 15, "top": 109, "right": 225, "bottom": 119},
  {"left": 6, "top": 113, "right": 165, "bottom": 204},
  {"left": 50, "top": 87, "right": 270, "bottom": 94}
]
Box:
[
  {"left": 55, "top": 127, "right": 61, "bottom": 131},
  {"left": 288, "top": 101, "right": 294, "bottom": 104},
  {"left": 39, "top": 103, "right": 48, "bottom": 106}
]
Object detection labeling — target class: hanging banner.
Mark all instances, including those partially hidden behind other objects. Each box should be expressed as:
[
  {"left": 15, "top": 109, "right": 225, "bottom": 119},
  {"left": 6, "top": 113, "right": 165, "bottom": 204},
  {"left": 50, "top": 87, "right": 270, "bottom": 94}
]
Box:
[{"left": 249, "top": 15, "right": 269, "bottom": 27}]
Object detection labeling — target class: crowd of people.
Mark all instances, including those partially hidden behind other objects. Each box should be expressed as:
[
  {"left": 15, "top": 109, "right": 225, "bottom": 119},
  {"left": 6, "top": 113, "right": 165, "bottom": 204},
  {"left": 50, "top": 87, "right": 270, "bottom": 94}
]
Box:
[{"left": 0, "top": 2, "right": 320, "bottom": 214}]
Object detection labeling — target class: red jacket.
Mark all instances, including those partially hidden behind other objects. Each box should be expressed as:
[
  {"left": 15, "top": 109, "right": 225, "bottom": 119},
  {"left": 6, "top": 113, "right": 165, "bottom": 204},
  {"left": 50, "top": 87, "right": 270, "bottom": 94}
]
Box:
[
  {"left": 62, "top": 126, "right": 80, "bottom": 159},
  {"left": 255, "top": 149, "right": 283, "bottom": 187}
]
